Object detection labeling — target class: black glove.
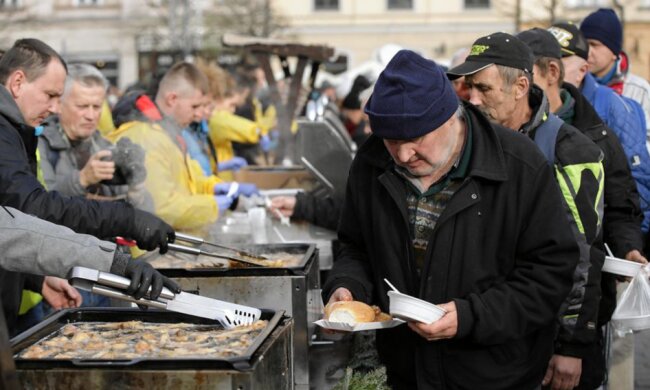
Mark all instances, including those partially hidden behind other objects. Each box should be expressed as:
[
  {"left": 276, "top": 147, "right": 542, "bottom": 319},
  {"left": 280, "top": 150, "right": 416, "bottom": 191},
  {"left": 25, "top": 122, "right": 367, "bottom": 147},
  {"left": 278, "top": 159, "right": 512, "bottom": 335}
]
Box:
[
  {"left": 129, "top": 209, "right": 175, "bottom": 253},
  {"left": 110, "top": 252, "right": 181, "bottom": 300}
]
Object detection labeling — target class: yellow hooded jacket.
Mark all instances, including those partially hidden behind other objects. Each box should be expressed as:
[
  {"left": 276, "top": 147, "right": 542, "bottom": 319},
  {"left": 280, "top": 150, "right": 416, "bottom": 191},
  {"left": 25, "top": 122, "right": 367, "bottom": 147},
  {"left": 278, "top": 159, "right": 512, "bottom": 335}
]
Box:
[
  {"left": 208, "top": 110, "right": 261, "bottom": 181},
  {"left": 106, "top": 121, "right": 221, "bottom": 231}
]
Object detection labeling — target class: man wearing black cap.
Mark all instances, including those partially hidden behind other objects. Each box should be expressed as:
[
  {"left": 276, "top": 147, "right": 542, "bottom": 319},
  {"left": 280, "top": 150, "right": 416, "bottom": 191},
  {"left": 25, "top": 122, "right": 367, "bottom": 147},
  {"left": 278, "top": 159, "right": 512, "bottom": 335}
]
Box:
[
  {"left": 549, "top": 22, "right": 650, "bottom": 390},
  {"left": 550, "top": 21, "right": 650, "bottom": 246},
  {"left": 449, "top": 33, "right": 604, "bottom": 389},
  {"left": 323, "top": 49, "right": 579, "bottom": 389},
  {"left": 521, "top": 26, "right": 647, "bottom": 390}
]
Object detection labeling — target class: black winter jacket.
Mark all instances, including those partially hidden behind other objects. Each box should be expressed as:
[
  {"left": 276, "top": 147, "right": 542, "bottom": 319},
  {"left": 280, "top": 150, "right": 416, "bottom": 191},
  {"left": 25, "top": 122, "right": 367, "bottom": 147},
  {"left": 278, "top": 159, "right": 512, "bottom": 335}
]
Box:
[
  {"left": 563, "top": 81, "right": 644, "bottom": 325},
  {"left": 0, "top": 86, "right": 138, "bottom": 334},
  {"left": 323, "top": 103, "right": 579, "bottom": 390},
  {"left": 561, "top": 82, "right": 645, "bottom": 389},
  {"left": 293, "top": 192, "right": 342, "bottom": 231},
  {"left": 522, "top": 86, "right": 605, "bottom": 360}
]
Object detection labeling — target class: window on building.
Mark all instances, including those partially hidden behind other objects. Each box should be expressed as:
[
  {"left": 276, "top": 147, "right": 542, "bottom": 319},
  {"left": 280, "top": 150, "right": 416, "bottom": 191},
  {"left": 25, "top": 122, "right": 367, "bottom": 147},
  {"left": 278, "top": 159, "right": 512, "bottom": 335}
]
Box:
[
  {"left": 314, "top": 0, "right": 339, "bottom": 11},
  {"left": 387, "top": 0, "right": 413, "bottom": 10},
  {"left": 0, "top": 0, "right": 20, "bottom": 8},
  {"left": 564, "top": 0, "right": 608, "bottom": 8},
  {"left": 464, "top": 0, "right": 490, "bottom": 9},
  {"left": 73, "top": 0, "right": 103, "bottom": 6}
]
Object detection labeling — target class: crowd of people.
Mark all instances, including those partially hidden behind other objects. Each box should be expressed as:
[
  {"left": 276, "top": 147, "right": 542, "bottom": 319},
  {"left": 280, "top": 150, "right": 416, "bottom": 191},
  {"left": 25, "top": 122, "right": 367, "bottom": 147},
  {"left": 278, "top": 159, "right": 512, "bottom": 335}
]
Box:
[{"left": 0, "top": 6, "right": 649, "bottom": 390}]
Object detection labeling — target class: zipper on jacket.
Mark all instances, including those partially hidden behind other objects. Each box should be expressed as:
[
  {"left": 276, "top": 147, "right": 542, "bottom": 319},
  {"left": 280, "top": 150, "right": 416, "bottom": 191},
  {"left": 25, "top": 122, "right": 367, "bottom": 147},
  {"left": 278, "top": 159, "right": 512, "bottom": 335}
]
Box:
[
  {"left": 379, "top": 170, "right": 419, "bottom": 293},
  {"left": 418, "top": 176, "right": 475, "bottom": 298}
]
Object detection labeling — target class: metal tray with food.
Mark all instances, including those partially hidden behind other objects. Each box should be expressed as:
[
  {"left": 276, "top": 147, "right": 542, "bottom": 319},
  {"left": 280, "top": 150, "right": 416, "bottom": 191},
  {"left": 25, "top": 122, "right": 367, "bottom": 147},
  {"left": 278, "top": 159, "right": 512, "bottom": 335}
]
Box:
[
  {"left": 144, "top": 243, "right": 316, "bottom": 277},
  {"left": 144, "top": 243, "right": 320, "bottom": 389},
  {"left": 11, "top": 307, "right": 284, "bottom": 371}
]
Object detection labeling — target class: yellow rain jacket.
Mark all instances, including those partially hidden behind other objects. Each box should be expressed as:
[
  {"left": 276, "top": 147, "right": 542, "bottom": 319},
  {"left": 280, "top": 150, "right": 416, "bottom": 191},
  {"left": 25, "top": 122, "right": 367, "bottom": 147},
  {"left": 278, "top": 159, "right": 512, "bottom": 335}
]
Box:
[
  {"left": 107, "top": 121, "right": 220, "bottom": 231},
  {"left": 208, "top": 110, "right": 262, "bottom": 181},
  {"left": 97, "top": 100, "right": 116, "bottom": 136},
  {"left": 254, "top": 98, "right": 277, "bottom": 135}
]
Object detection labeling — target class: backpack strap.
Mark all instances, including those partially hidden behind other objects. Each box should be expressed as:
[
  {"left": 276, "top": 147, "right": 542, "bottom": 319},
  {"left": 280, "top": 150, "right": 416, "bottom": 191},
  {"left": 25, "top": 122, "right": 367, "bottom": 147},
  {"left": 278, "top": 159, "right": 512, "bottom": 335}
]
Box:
[{"left": 533, "top": 113, "right": 563, "bottom": 166}]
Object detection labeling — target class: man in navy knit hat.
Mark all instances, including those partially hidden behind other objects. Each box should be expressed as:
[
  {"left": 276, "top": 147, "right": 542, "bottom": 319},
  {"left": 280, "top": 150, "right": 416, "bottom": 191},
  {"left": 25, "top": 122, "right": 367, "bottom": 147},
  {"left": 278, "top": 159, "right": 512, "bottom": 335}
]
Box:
[
  {"left": 323, "top": 49, "right": 579, "bottom": 389},
  {"left": 581, "top": 8, "right": 650, "bottom": 146}
]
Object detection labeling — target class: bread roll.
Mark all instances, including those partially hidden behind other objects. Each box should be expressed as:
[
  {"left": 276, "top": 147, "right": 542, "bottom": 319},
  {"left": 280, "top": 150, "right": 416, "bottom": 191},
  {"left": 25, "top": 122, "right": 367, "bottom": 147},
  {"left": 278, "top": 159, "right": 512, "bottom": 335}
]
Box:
[{"left": 324, "top": 301, "right": 376, "bottom": 323}]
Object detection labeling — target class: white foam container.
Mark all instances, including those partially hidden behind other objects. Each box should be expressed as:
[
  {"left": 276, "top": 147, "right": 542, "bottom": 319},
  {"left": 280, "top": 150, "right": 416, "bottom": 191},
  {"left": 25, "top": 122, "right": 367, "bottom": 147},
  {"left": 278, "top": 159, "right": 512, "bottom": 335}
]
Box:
[
  {"left": 602, "top": 256, "right": 643, "bottom": 277},
  {"left": 388, "top": 291, "right": 446, "bottom": 324},
  {"left": 612, "top": 314, "right": 650, "bottom": 332}
]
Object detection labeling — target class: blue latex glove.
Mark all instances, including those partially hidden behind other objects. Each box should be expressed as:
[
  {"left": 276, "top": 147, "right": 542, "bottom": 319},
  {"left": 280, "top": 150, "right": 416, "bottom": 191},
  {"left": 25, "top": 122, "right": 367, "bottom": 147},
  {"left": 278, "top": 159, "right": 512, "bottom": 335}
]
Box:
[
  {"left": 218, "top": 157, "right": 248, "bottom": 172},
  {"left": 214, "top": 182, "right": 232, "bottom": 195},
  {"left": 236, "top": 182, "right": 259, "bottom": 197},
  {"left": 260, "top": 134, "right": 272, "bottom": 152},
  {"left": 216, "top": 195, "right": 233, "bottom": 212}
]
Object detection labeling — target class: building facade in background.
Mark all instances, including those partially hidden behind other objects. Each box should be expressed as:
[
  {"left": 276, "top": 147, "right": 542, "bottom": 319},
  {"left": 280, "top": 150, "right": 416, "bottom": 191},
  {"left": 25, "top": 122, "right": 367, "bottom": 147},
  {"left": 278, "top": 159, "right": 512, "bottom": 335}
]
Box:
[{"left": 0, "top": 0, "right": 649, "bottom": 89}]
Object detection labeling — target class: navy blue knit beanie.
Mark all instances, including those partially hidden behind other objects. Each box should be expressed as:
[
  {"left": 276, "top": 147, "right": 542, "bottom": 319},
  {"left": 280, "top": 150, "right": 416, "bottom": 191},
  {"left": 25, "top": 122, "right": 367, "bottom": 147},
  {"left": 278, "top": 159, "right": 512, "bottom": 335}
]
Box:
[
  {"left": 364, "top": 50, "right": 458, "bottom": 140},
  {"left": 580, "top": 8, "right": 622, "bottom": 56}
]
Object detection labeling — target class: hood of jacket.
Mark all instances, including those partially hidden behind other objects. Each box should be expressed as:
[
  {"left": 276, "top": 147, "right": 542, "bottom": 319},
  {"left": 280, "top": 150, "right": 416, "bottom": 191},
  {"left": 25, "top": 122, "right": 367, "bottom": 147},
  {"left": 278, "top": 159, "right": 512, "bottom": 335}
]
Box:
[
  {"left": 562, "top": 81, "right": 607, "bottom": 133},
  {"left": 40, "top": 116, "right": 72, "bottom": 151},
  {"left": 112, "top": 90, "right": 161, "bottom": 129},
  {"left": 0, "top": 85, "right": 26, "bottom": 126},
  {"left": 520, "top": 84, "right": 550, "bottom": 136}
]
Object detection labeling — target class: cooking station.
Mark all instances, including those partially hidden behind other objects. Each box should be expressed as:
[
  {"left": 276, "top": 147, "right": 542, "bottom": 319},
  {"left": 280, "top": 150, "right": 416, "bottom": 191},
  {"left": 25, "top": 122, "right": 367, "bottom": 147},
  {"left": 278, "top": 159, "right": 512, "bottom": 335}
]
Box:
[
  {"left": 11, "top": 308, "right": 292, "bottom": 390},
  {"left": 143, "top": 238, "right": 322, "bottom": 390},
  {"left": 1, "top": 35, "right": 355, "bottom": 390}
]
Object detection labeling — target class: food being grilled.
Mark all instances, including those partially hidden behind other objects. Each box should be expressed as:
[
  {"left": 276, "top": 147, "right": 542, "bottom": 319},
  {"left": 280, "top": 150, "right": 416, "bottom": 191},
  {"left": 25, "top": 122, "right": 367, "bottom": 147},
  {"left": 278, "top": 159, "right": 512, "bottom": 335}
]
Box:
[
  {"left": 18, "top": 320, "right": 268, "bottom": 360},
  {"left": 324, "top": 301, "right": 393, "bottom": 323},
  {"left": 146, "top": 250, "right": 302, "bottom": 269}
]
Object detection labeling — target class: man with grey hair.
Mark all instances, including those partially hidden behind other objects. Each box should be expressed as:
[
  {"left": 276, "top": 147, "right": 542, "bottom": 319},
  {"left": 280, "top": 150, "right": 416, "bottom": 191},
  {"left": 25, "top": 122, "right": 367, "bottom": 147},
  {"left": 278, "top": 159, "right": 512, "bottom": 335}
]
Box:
[
  {"left": 0, "top": 38, "right": 178, "bottom": 335},
  {"left": 38, "top": 63, "right": 151, "bottom": 209},
  {"left": 449, "top": 32, "right": 605, "bottom": 390}
]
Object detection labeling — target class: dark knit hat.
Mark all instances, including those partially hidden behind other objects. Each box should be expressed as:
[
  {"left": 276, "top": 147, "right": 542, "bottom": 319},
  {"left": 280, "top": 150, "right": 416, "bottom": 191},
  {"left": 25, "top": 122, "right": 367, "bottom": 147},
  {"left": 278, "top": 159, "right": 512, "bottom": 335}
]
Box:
[
  {"left": 517, "top": 28, "right": 562, "bottom": 60},
  {"left": 580, "top": 8, "right": 622, "bottom": 56},
  {"left": 548, "top": 22, "right": 589, "bottom": 61},
  {"left": 447, "top": 32, "right": 534, "bottom": 80},
  {"left": 364, "top": 50, "right": 458, "bottom": 140}
]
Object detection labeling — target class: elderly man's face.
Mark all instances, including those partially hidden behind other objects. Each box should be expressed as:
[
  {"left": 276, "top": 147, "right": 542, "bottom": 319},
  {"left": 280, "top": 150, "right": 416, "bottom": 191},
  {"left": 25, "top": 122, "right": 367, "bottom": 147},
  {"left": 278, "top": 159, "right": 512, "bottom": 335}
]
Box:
[
  {"left": 12, "top": 59, "right": 66, "bottom": 127},
  {"left": 383, "top": 114, "right": 461, "bottom": 178},
  {"left": 561, "top": 55, "right": 588, "bottom": 88},
  {"left": 60, "top": 81, "right": 106, "bottom": 141},
  {"left": 465, "top": 65, "right": 518, "bottom": 127}
]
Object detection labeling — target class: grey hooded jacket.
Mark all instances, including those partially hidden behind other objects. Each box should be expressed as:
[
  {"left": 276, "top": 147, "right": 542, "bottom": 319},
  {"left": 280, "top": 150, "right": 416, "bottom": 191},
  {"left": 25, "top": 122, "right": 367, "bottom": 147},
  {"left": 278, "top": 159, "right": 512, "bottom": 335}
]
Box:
[
  {"left": 0, "top": 206, "right": 115, "bottom": 278},
  {"left": 38, "top": 118, "right": 125, "bottom": 198}
]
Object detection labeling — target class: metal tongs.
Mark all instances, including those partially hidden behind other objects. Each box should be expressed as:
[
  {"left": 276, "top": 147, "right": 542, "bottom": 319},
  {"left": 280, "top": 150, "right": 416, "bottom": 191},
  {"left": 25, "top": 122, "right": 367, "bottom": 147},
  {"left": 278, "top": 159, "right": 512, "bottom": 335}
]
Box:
[
  {"left": 68, "top": 267, "right": 261, "bottom": 329},
  {"left": 175, "top": 232, "right": 268, "bottom": 260},
  {"left": 167, "top": 242, "right": 264, "bottom": 267}
]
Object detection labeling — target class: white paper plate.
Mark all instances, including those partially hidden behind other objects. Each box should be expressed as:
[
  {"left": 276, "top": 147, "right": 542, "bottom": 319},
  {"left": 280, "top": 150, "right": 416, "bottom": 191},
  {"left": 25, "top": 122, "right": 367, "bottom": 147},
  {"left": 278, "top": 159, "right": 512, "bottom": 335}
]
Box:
[{"left": 314, "top": 318, "right": 405, "bottom": 332}]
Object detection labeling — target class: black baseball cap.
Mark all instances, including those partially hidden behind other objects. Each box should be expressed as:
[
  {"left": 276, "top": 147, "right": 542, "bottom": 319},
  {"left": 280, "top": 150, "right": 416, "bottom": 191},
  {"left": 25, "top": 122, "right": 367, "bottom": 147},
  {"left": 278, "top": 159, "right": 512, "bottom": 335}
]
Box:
[
  {"left": 517, "top": 28, "right": 562, "bottom": 60},
  {"left": 548, "top": 22, "right": 589, "bottom": 61},
  {"left": 447, "top": 32, "right": 533, "bottom": 80}
]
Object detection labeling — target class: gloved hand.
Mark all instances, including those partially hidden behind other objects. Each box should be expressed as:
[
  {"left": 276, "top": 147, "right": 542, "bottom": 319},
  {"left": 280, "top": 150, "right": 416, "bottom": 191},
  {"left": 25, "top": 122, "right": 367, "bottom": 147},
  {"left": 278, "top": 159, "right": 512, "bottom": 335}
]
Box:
[
  {"left": 236, "top": 182, "right": 259, "bottom": 197},
  {"left": 129, "top": 209, "right": 175, "bottom": 254},
  {"left": 110, "top": 252, "right": 181, "bottom": 300},
  {"left": 218, "top": 157, "right": 248, "bottom": 172},
  {"left": 259, "top": 134, "right": 272, "bottom": 152},
  {"left": 214, "top": 182, "right": 232, "bottom": 195},
  {"left": 216, "top": 195, "right": 234, "bottom": 212}
]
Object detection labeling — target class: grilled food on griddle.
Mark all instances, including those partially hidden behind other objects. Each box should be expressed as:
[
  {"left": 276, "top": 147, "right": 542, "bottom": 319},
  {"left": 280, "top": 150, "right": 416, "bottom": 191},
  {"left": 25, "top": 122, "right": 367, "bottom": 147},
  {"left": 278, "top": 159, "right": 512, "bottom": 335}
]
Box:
[{"left": 18, "top": 320, "right": 268, "bottom": 360}]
